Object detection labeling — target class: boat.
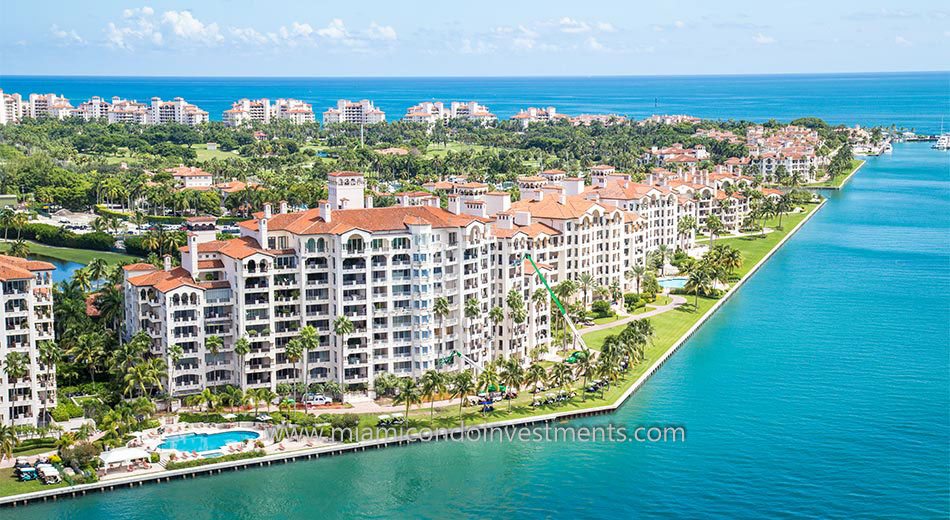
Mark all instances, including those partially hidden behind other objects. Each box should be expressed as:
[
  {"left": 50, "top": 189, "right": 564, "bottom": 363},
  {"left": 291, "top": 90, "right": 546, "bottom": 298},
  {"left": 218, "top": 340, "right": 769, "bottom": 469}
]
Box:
[
  {"left": 933, "top": 134, "right": 950, "bottom": 150},
  {"left": 883, "top": 142, "right": 893, "bottom": 154}
]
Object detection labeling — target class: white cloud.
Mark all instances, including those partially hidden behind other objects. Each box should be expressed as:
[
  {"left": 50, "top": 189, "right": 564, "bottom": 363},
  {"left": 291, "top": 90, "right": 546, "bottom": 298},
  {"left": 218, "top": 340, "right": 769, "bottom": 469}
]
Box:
[
  {"left": 559, "top": 17, "right": 591, "bottom": 33},
  {"left": 123, "top": 6, "right": 154, "bottom": 18},
  {"left": 229, "top": 27, "right": 273, "bottom": 46},
  {"left": 586, "top": 37, "right": 605, "bottom": 51},
  {"left": 753, "top": 32, "right": 776, "bottom": 45},
  {"left": 51, "top": 24, "right": 85, "bottom": 45},
  {"left": 460, "top": 38, "right": 495, "bottom": 55},
  {"left": 596, "top": 22, "right": 616, "bottom": 32},
  {"left": 105, "top": 7, "right": 162, "bottom": 50},
  {"left": 161, "top": 10, "right": 223, "bottom": 44},
  {"left": 674, "top": 20, "right": 686, "bottom": 29},
  {"left": 894, "top": 35, "right": 912, "bottom": 46},
  {"left": 317, "top": 19, "right": 348, "bottom": 40},
  {"left": 367, "top": 22, "right": 397, "bottom": 41}
]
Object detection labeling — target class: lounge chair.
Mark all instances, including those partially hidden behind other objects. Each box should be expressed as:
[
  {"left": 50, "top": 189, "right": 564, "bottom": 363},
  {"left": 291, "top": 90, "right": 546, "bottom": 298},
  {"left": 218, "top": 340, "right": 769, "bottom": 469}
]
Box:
[{"left": 277, "top": 444, "right": 285, "bottom": 451}]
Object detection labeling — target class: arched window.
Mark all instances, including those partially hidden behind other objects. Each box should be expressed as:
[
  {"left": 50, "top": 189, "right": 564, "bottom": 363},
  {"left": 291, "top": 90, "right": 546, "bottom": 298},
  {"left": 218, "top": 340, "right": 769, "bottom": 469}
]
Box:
[{"left": 306, "top": 238, "right": 316, "bottom": 253}]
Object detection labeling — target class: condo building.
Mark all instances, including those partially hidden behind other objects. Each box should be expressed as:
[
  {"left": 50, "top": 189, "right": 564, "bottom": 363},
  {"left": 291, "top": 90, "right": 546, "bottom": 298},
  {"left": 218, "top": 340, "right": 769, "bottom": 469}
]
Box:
[
  {"left": 0, "top": 90, "right": 24, "bottom": 125},
  {"left": 148, "top": 97, "right": 209, "bottom": 126},
  {"left": 403, "top": 101, "right": 496, "bottom": 124},
  {"left": 323, "top": 100, "right": 385, "bottom": 126},
  {"left": 223, "top": 98, "right": 316, "bottom": 126},
  {"left": 746, "top": 125, "right": 827, "bottom": 182},
  {"left": 108, "top": 98, "right": 150, "bottom": 124},
  {"left": 0, "top": 255, "right": 56, "bottom": 427},
  {"left": 71, "top": 96, "right": 111, "bottom": 120},
  {"left": 26, "top": 93, "right": 73, "bottom": 120},
  {"left": 511, "top": 107, "right": 568, "bottom": 127}
]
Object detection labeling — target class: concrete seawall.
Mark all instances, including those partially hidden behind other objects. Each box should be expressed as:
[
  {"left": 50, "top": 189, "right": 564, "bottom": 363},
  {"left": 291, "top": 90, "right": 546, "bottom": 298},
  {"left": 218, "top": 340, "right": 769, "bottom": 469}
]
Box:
[{"left": 1, "top": 200, "right": 827, "bottom": 508}]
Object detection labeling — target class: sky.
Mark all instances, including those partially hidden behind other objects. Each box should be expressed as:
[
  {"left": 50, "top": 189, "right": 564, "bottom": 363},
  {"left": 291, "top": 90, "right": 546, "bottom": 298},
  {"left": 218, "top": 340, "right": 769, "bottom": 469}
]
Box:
[{"left": 0, "top": 0, "right": 948, "bottom": 77}]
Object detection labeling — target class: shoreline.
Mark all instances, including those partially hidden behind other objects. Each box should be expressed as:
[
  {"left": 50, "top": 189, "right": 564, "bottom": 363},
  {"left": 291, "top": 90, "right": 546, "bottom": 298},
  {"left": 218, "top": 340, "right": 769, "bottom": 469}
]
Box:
[
  {"left": 815, "top": 159, "right": 866, "bottom": 190},
  {"left": 0, "top": 199, "right": 828, "bottom": 508}
]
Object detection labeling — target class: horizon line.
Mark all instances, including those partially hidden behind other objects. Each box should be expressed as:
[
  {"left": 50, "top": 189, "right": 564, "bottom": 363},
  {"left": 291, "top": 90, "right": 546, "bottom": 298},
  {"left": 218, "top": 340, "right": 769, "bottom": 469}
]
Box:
[{"left": 1, "top": 70, "right": 947, "bottom": 80}]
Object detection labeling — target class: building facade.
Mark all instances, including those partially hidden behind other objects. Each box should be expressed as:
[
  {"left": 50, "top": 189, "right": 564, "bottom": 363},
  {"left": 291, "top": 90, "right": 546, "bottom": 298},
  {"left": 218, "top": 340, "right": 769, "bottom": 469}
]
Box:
[
  {"left": 323, "top": 100, "right": 385, "bottom": 126},
  {"left": 224, "top": 98, "right": 315, "bottom": 126},
  {"left": 0, "top": 255, "right": 56, "bottom": 426}
]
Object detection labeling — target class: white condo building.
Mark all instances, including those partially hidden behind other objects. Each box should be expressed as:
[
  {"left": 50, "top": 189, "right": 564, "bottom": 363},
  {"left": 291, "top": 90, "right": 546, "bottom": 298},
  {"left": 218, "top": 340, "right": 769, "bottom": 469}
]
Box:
[
  {"left": 108, "top": 97, "right": 150, "bottom": 124},
  {"left": 121, "top": 163, "right": 729, "bottom": 398},
  {"left": 403, "top": 101, "right": 496, "bottom": 124},
  {"left": 512, "top": 107, "right": 568, "bottom": 127},
  {"left": 149, "top": 97, "right": 209, "bottom": 126},
  {"left": 224, "top": 98, "right": 316, "bottom": 126},
  {"left": 323, "top": 100, "right": 385, "bottom": 126},
  {"left": 0, "top": 90, "right": 24, "bottom": 125},
  {"left": 26, "top": 93, "right": 74, "bottom": 120},
  {"left": 0, "top": 255, "right": 56, "bottom": 427}
]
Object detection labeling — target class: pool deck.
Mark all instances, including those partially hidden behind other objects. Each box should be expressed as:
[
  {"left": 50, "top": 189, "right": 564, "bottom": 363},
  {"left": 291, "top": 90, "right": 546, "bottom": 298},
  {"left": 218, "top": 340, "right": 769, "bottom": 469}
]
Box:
[{"left": 0, "top": 199, "right": 827, "bottom": 509}]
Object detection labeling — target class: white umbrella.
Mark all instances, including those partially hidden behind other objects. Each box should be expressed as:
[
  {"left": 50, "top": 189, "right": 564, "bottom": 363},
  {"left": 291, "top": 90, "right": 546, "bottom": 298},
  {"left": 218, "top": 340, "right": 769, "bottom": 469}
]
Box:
[{"left": 221, "top": 413, "right": 237, "bottom": 420}]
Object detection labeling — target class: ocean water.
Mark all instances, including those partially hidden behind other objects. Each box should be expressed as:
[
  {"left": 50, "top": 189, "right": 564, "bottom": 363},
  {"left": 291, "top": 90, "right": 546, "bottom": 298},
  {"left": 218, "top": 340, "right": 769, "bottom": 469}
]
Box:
[
  {"left": 13, "top": 142, "right": 949, "bottom": 518},
  {"left": 0, "top": 72, "right": 948, "bottom": 132}
]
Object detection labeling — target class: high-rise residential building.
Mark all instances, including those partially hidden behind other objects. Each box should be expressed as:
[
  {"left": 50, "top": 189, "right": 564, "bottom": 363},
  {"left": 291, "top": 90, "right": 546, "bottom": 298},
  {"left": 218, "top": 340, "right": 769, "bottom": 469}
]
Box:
[
  {"left": 71, "top": 96, "right": 111, "bottom": 120},
  {"left": 403, "top": 101, "right": 496, "bottom": 124},
  {"left": 26, "top": 93, "right": 73, "bottom": 119},
  {"left": 0, "top": 90, "right": 24, "bottom": 125},
  {"left": 224, "top": 98, "right": 315, "bottom": 126},
  {"left": 0, "top": 255, "right": 56, "bottom": 427},
  {"left": 511, "top": 107, "right": 568, "bottom": 127},
  {"left": 148, "top": 97, "right": 209, "bottom": 126},
  {"left": 107, "top": 97, "right": 150, "bottom": 124},
  {"left": 322, "top": 100, "right": 385, "bottom": 126}
]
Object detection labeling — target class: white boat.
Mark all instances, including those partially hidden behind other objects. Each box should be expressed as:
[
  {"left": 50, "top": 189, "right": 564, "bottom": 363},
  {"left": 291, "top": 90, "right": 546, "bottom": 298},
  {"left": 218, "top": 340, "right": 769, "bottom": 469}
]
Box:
[
  {"left": 933, "top": 134, "right": 950, "bottom": 150},
  {"left": 883, "top": 142, "right": 893, "bottom": 154}
]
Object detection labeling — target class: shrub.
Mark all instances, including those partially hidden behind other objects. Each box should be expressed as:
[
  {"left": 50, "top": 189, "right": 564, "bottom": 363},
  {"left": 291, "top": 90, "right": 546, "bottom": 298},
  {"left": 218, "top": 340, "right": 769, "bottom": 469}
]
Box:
[
  {"left": 591, "top": 300, "right": 613, "bottom": 318},
  {"left": 325, "top": 414, "right": 359, "bottom": 441},
  {"left": 51, "top": 402, "right": 84, "bottom": 421},
  {"left": 165, "top": 450, "right": 266, "bottom": 470},
  {"left": 150, "top": 452, "right": 160, "bottom": 463},
  {"left": 18, "top": 223, "right": 116, "bottom": 251}
]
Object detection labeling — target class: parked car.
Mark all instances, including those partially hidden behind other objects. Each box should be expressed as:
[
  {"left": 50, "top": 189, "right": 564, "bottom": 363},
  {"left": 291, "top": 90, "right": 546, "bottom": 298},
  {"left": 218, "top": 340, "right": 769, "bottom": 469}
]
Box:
[{"left": 303, "top": 393, "right": 331, "bottom": 406}]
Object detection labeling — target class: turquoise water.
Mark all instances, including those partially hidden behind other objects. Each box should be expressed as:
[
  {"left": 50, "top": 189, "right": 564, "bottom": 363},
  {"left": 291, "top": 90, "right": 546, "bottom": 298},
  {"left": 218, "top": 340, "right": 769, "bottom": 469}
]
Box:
[
  {"left": 157, "top": 431, "right": 260, "bottom": 453},
  {"left": 29, "top": 255, "right": 83, "bottom": 284},
  {"left": 658, "top": 277, "right": 687, "bottom": 289},
  {"left": 16, "top": 142, "right": 948, "bottom": 518},
  {"left": 1, "top": 72, "right": 947, "bottom": 132}
]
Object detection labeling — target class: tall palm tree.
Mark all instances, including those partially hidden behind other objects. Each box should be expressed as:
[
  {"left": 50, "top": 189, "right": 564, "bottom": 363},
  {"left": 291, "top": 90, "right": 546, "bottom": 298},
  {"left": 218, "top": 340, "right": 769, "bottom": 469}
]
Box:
[
  {"left": 0, "top": 207, "right": 15, "bottom": 242},
  {"left": 419, "top": 370, "right": 446, "bottom": 420},
  {"left": 573, "top": 350, "right": 594, "bottom": 390},
  {"left": 576, "top": 273, "right": 595, "bottom": 309},
  {"left": 525, "top": 362, "right": 547, "bottom": 393},
  {"left": 67, "top": 333, "right": 104, "bottom": 383},
  {"left": 298, "top": 325, "right": 319, "bottom": 388},
  {"left": 451, "top": 370, "right": 476, "bottom": 421},
  {"left": 499, "top": 358, "right": 525, "bottom": 412},
  {"left": 333, "top": 315, "right": 354, "bottom": 353},
  {"left": 549, "top": 362, "right": 573, "bottom": 394},
  {"left": 393, "top": 377, "right": 421, "bottom": 421},
  {"left": 3, "top": 352, "right": 29, "bottom": 425},
  {"left": 37, "top": 340, "right": 60, "bottom": 425},
  {"left": 433, "top": 296, "right": 450, "bottom": 339},
  {"left": 706, "top": 215, "right": 725, "bottom": 246},
  {"left": 656, "top": 244, "right": 670, "bottom": 277},
  {"left": 284, "top": 338, "right": 304, "bottom": 400},
  {"left": 626, "top": 264, "right": 646, "bottom": 296},
  {"left": 8, "top": 240, "right": 29, "bottom": 258},
  {"left": 684, "top": 261, "right": 713, "bottom": 311},
  {"left": 677, "top": 215, "right": 697, "bottom": 249}
]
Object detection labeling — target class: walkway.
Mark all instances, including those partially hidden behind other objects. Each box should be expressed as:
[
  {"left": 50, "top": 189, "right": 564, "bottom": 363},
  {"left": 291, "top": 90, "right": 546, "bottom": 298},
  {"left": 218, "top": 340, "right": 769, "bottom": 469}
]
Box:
[{"left": 580, "top": 294, "right": 687, "bottom": 335}]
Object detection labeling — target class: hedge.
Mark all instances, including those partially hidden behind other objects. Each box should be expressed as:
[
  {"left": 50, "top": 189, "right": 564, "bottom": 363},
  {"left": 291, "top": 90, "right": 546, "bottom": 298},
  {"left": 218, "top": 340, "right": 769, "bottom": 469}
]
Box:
[
  {"left": 51, "top": 402, "right": 85, "bottom": 422},
  {"left": 15, "top": 223, "right": 115, "bottom": 251},
  {"left": 165, "top": 450, "right": 266, "bottom": 470},
  {"left": 14, "top": 437, "right": 57, "bottom": 453},
  {"left": 95, "top": 204, "right": 244, "bottom": 225}
]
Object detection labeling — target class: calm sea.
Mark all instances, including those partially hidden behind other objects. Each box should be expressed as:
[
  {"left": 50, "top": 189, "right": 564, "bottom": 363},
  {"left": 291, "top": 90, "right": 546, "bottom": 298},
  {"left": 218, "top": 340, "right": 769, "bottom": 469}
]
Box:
[{"left": 0, "top": 72, "right": 948, "bottom": 132}]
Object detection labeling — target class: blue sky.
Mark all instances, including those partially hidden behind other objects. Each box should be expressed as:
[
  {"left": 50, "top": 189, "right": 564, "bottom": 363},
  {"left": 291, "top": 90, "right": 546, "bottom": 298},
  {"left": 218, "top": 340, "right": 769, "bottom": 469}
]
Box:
[{"left": 1, "top": 0, "right": 947, "bottom": 76}]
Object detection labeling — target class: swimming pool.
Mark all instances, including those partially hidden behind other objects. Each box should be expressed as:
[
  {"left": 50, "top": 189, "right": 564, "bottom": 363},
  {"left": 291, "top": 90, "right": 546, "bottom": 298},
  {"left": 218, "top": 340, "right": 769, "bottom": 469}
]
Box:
[
  {"left": 158, "top": 431, "right": 260, "bottom": 452},
  {"left": 658, "top": 277, "right": 688, "bottom": 289}
]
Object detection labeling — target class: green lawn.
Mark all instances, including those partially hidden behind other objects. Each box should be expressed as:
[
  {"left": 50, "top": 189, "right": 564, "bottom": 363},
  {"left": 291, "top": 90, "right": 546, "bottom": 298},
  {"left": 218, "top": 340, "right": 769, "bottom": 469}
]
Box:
[
  {"left": 422, "top": 142, "right": 492, "bottom": 158},
  {"left": 0, "top": 240, "right": 140, "bottom": 265},
  {"left": 714, "top": 203, "right": 816, "bottom": 278},
  {"left": 191, "top": 144, "right": 241, "bottom": 162},
  {"left": 0, "top": 467, "right": 66, "bottom": 498},
  {"left": 810, "top": 159, "right": 865, "bottom": 188}
]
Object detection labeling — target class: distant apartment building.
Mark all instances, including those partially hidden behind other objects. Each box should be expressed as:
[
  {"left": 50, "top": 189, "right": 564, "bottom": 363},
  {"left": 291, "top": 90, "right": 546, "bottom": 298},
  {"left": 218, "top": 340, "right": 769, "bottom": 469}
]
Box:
[
  {"left": 0, "top": 255, "right": 56, "bottom": 427},
  {"left": 403, "top": 101, "right": 496, "bottom": 124},
  {"left": 323, "top": 100, "right": 385, "bottom": 126},
  {"left": 640, "top": 114, "right": 702, "bottom": 125},
  {"left": 25, "top": 93, "right": 74, "bottom": 120},
  {"left": 224, "top": 98, "right": 315, "bottom": 126},
  {"left": 71, "top": 96, "right": 111, "bottom": 120},
  {"left": 108, "top": 97, "right": 150, "bottom": 124},
  {"left": 511, "top": 107, "right": 568, "bottom": 127},
  {"left": 149, "top": 97, "right": 209, "bottom": 126},
  {"left": 0, "top": 90, "right": 24, "bottom": 125},
  {"left": 746, "top": 125, "right": 827, "bottom": 182},
  {"left": 570, "top": 114, "right": 628, "bottom": 126},
  {"left": 167, "top": 165, "right": 214, "bottom": 191}
]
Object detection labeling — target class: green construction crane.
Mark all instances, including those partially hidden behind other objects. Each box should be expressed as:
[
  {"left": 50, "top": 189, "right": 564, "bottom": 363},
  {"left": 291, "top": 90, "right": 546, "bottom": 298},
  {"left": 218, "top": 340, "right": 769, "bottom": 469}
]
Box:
[{"left": 522, "top": 253, "right": 589, "bottom": 352}]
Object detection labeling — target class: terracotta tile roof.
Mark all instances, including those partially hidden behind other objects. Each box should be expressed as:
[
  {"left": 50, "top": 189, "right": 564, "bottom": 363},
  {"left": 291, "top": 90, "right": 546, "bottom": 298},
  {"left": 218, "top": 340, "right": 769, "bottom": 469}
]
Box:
[
  {"left": 0, "top": 255, "right": 55, "bottom": 281},
  {"left": 122, "top": 263, "right": 158, "bottom": 272},
  {"left": 492, "top": 221, "right": 560, "bottom": 238},
  {"left": 523, "top": 259, "right": 553, "bottom": 275},
  {"left": 127, "top": 267, "right": 201, "bottom": 292},
  {"left": 509, "top": 193, "right": 604, "bottom": 220},
  {"left": 197, "top": 259, "right": 225, "bottom": 269},
  {"left": 167, "top": 165, "right": 212, "bottom": 178},
  {"left": 587, "top": 180, "right": 669, "bottom": 200},
  {"left": 182, "top": 236, "right": 272, "bottom": 260},
  {"left": 238, "top": 205, "right": 488, "bottom": 236},
  {"left": 328, "top": 171, "right": 363, "bottom": 178}
]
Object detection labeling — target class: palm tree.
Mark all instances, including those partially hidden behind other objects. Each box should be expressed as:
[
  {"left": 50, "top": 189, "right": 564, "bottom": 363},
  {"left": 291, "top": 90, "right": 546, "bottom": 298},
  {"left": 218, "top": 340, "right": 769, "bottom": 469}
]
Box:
[
  {"left": 576, "top": 273, "right": 595, "bottom": 309},
  {"left": 86, "top": 258, "right": 108, "bottom": 287},
  {"left": 393, "top": 377, "right": 421, "bottom": 421},
  {"left": 3, "top": 352, "right": 28, "bottom": 424},
  {"left": 525, "top": 362, "right": 547, "bottom": 393},
  {"left": 0, "top": 207, "right": 15, "bottom": 242},
  {"left": 419, "top": 370, "right": 446, "bottom": 420},
  {"left": 489, "top": 306, "right": 505, "bottom": 329},
  {"left": 573, "top": 350, "right": 594, "bottom": 390},
  {"left": 706, "top": 214, "right": 725, "bottom": 246},
  {"left": 626, "top": 264, "right": 646, "bottom": 296},
  {"left": 205, "top": 335, "right": 223, "bottom": 357},
  {"left": 37, "top": 340, "right": 60, "bottom": 425},
  {"left": 499, "top": 358, "right": 525, "bottom": 412},
  {"left": 284, "top": 338, "right": 304, "bottom": 400},
  {"left": 433, "top": 296, "right": 450, "bottom": 337},
  {"left": 451, "top": 370, "right": 476, "bottom": 421},
  {"left": 298, "top": 325, "right": 320, "bottom": 388},
  {"left": 333, "top": 315, "right": 354, "bottom": 356},
  {"left": 656, "top": 244, "right": 670, "bottom": 277},
  {"left": 0, "top": 425, "right": 17, "bottom": 461},
  {"left": 234, "top": 335, "right": 250, "bottom": 380},
  {"left": 477, "top": 362, "right": 499, "bottom": 397},
  {"left": 67, "top": 333, "right": 104, "bottom": 383},
  {"left": 531, "top": 287, "right": 548, "bottom": 312},
  {"left": 684, "top": 261, "right": 714, "bottom": 311},
  {"left": 198, "top": 388, "right": 219, "bottom": 411},
  {"left": 677, "top": 215, "right": 697, "bottom": 249},
  {"left": 123, "top": 358, "right": 165, "bottom": 397},
  {"left": 549, "top": 362, "right": 573, "bottom": 394},
  {"left": 8, "top": 239, "right": 29, "bottom": 258}
]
